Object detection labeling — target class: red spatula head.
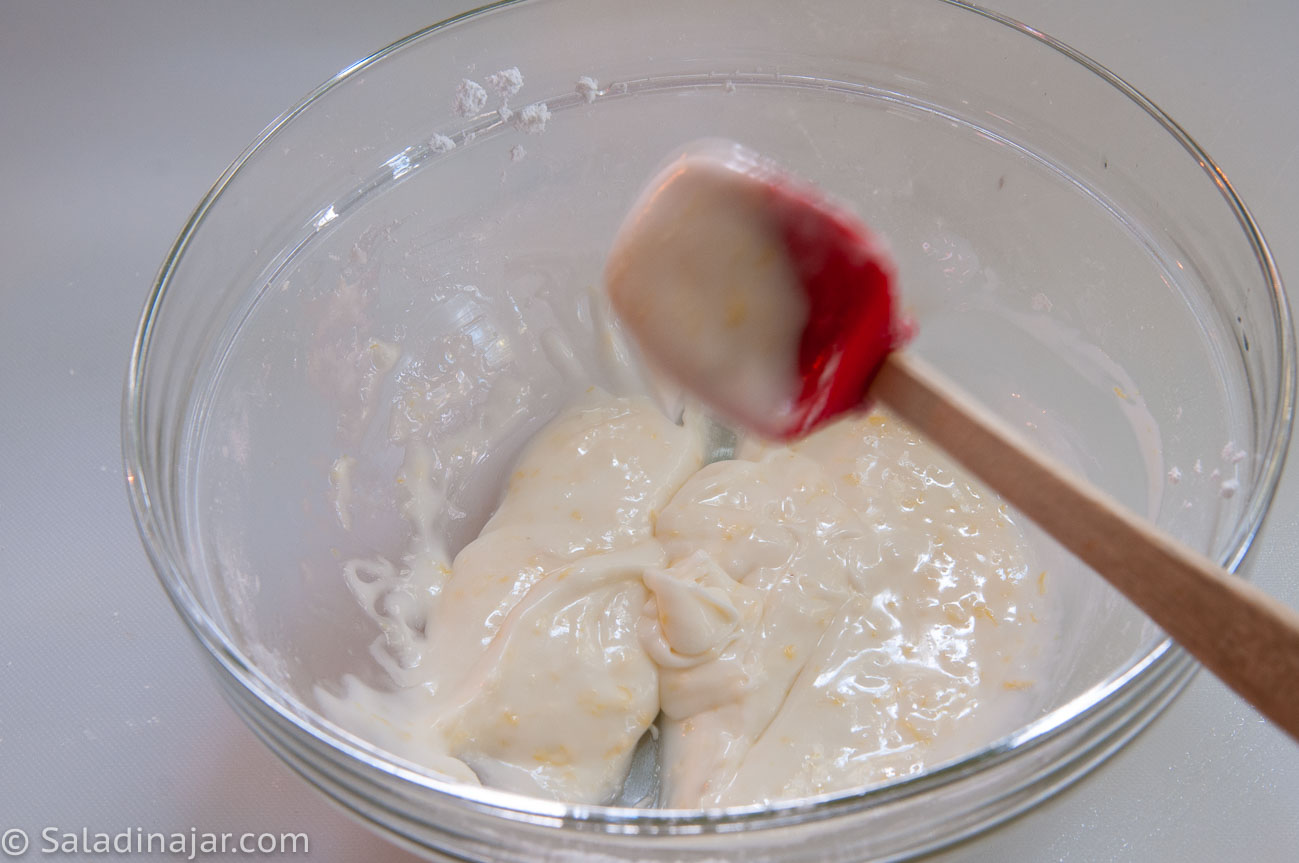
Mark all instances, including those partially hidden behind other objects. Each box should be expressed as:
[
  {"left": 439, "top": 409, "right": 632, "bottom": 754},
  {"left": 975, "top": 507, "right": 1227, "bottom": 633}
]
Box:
[{"left": 606, "top": 141, "right": 907, "bottom": 439}]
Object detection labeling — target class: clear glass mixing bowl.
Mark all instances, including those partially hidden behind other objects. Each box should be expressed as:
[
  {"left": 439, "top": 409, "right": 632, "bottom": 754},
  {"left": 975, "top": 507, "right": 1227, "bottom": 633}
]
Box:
[{"left": 125, "top": 0, "right": 1293, "bottom": 859}]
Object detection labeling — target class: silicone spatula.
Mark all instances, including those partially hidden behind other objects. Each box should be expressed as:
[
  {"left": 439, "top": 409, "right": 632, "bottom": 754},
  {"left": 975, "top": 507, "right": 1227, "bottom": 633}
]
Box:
[{"left": 605, "top": 140, "right": 1299, "bottom": 742}]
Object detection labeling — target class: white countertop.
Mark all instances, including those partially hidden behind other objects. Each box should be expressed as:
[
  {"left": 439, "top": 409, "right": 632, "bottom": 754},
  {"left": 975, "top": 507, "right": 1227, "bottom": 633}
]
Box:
[{"left": 1, "top": 2, "right": 1295, "bottom": 860}]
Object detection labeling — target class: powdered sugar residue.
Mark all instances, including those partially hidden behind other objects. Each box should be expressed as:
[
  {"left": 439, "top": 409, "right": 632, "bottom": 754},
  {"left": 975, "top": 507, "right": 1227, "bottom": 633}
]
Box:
[
  {"left": 576, "top": 76, "right": 599, "bottom": 103},
  {"left": 1220, "top": 441, "right": 1247, "bottom": 464},
  {"left": 486, "top": 66, "right": 525, "bottom": 99},
  {"left": 447, "top": 66, "right": 562, "bottom": 162},
  {"left": 453, "top": 79, "right": 488, "bottom": 116},
  {"left": 514, "top": 102, "right": 551, "bottom": 134}
]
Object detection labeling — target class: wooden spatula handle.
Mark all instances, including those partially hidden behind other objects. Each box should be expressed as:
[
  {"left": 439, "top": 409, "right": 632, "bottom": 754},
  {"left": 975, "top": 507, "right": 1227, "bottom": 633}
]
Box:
[{"left": 874, "top": 351, "right": 1299, "bottom": 741}]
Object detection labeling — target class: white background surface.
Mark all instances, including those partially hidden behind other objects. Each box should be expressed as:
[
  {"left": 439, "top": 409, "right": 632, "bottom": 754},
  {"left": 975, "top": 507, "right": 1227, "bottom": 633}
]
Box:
[{"left": 1, "top": 1, "right": 1296, "bottom": 860}]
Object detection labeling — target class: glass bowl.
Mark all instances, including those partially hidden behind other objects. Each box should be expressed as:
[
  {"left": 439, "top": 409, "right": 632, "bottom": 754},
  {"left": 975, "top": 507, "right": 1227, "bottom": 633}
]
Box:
[{"left": 125, "top": 0, "right": 1293, "bottom": 860}]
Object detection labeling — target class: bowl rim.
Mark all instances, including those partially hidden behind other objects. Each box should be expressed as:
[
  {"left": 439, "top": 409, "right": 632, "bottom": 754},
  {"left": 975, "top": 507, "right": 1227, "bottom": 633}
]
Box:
[{"left": 123, "top": 0, "right": 1295, "bottom": 832}]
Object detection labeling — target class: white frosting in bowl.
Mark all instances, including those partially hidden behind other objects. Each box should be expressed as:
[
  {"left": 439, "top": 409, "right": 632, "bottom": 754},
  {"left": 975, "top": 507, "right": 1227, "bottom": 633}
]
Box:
[{"left": 319, "top": 392, "right": 1052, "bottom": 806}]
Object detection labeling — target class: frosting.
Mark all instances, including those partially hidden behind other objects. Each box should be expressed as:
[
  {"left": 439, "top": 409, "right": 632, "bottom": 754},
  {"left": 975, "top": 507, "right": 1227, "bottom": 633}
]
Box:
[{"left": 320, "top": 395, "right": 1050, "bottom": 807}]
